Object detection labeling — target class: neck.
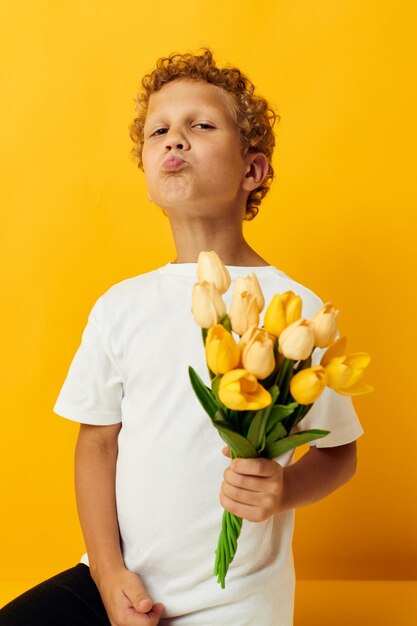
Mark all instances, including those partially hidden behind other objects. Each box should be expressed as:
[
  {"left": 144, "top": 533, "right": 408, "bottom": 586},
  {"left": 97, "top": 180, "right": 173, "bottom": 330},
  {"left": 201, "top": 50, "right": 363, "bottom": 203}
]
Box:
[{"left": 167, "top": 214, "right": 270, "bottom": 266}]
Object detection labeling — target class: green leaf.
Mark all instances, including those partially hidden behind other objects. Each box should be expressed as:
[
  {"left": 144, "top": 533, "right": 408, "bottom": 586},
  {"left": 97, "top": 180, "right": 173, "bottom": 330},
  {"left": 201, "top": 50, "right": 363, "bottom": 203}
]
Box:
[
  {"left": 241, "top": 410, "right": 256, "bottom": 436},
  {"left": 264, "top": 429, "right": 330, "bottom": 459},
  {"left": 247, "top": 409, "right": 269, "bottom": 452},
  {"left": 266, "top": 403, "right": 298, "bottom": 434},
  {"left": 211, "top": 374, "right": 232, "bottom": 415},
  {"left": 258, "top": 431, "right": 266, "bottom": 454},
  {"left": 213, "top": 409, "right": 227, "bottom": 424},
  {"left": 211, "top": 374, "right": 222, "bottom": 404},
  {"left": 212, "top": 421, "right": 258, "bottom": 458},
  {"left": 227, "top": 409, "right": 239, "bottom": 431},
  {"left": 188, "top": 366, "right": 218, "bottom": 418},
  {"left": 266, "top": 384, "right": 280, "bottom": 406},
  {"left": 265, "top": 422, "right": 287, "bottom": 446},
  {"left": 289, "top": 403, "right": 314, "bottom": 430},
  {"left": 245, "top": 385, "right": 279, "bottom": 453}
]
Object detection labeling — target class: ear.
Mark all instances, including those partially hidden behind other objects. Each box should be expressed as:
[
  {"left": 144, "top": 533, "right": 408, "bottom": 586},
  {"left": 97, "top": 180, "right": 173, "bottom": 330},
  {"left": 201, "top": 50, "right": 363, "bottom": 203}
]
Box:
[
  {"left": 242, "top": 152, "right": 270, "bottom": 192},
  {"left": 147, "top": 190, "right": 153, "bottom": 202}
]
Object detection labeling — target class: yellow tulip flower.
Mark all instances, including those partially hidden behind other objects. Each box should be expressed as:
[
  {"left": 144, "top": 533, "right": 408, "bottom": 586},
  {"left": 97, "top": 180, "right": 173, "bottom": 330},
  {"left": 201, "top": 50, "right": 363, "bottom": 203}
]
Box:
[
  {"left": 205, "top": 324, "right": 241, "bottom": 375},
  {"left": 192, "top": 281, "right": 226, "bottom": 328},
  {"left": 239, "top": 325, "right": 276, "bottom": 379},
  {"left": 218, "top": 369, "right": 272, "bottom": 411},
  {"left": 310, "top": 302, "right": 340, "bottom": 348},
  {"left": 320, "top": 335, "right": 348, "bottom": 365},
  {"left": 232, "top": 274, "right": 265, "bottom": 312},
  {"left": 278, "top": 319, "right": 315, "bottom": 360},
  {"left": 263, "top": 291, "right": 302, "bottom": 337},
  {"left": 197, "top": 250, "right": 231, "bottom": 294},
  {"left": 229, "top": 290, "right": 260, "bottom": 336},
  {"left": 290, "top": 366, "right": 328, "bottom": 404},
  {"left": 323, "top": 353, "right": 374, "bottom": 395},
  {"left": 320, "top": 336, "right": 374, "bottom": 395}
]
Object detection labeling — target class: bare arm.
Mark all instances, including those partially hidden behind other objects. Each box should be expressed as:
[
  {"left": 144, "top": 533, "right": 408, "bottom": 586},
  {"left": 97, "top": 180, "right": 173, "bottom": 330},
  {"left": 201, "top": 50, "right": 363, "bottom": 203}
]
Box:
[
  {"left": 280, "top": 440, "right": 357, "bottom": 512},
  {"left": 74, "top": 423, "right": 165, "bottom": 624},
  {"left": 74, "top": 422, "right": 124, "bottom": 586},
  {"left": 220, "top": 441, "right": 358, "bottom": 522}
]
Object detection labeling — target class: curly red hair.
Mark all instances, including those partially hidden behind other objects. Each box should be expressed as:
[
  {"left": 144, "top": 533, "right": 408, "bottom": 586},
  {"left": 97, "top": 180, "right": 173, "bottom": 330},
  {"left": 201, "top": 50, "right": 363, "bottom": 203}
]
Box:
[{"left": 128, "top": 47, "right": 280, "bottom": 220}]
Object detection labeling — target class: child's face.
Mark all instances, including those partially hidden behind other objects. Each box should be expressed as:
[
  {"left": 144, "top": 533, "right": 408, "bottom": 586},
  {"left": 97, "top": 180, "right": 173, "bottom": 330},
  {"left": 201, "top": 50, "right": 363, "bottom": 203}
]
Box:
[{"left": 142, "top": 78, "right": 254, "bottom": 219}]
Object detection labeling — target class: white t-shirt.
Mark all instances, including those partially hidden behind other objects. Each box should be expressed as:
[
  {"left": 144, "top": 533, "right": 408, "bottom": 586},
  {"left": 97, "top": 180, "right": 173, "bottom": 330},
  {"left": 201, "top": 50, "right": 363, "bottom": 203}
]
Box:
[{"left": 53, "top": 261, "right": 364, "bottom": 625}]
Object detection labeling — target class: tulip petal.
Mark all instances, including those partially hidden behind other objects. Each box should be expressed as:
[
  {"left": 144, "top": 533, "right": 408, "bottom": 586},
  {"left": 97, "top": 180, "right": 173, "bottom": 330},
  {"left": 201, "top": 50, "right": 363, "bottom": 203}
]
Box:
[
  {"left": 324, "top": 357, "right": 352, "bottom": 389},
  {"left": 231, "top": 291, "right": 260, "bottom": 336},
  {"left": 336, "top": 381, "right": 374, "bottom": 395},
  {"left": 218, "top": 369, "right": 272, "bottom": 410},
  {"left": 286, "top": 294, "right": 302, "bottom": 325},
  {"left": 250, "top": 273, "right": 265, "bottom": 311},
  {"left": 324, "top": 351, "right": 372, "bottom": 390},
  {"left": 240, "top": 375, "right": 258, "bottom": 393},
  {"left": 344, "top": 352, "right": 371, "bottom": 370},
  {"left": 241, "top": 328, "right": 276, "bottom": 379},
  {"left": 197, "top": 251, "right": 231, "bottom": 293},
  {"left": 278, "top": 320, "right": 315, "bottom": 360},
  {"left": 310, "top": 302, "right": 340, "bottom": 347},
  {"left": 320, "top": 336, "right": 348, "bottom": 366},
  {"left": 205, "top": 325, "right": 241, "bottom": 374},
  {"left": 290, "top": 366, "right": 327, "bottom": 404},
  {"left": 264, "top": 294, "right": 286, "bottom": 337}
]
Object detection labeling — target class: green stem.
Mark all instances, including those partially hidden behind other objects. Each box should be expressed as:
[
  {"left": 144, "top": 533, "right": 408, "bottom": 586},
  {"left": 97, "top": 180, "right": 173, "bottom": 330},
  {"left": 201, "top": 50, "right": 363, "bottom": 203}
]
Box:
[
  {"left": 214, "top": 510, "right": 243, "bottom": 588},
  {"left": 219, "top": 314, "right": 232, "bottom": 332},
  {"left": 276, "top": 358, "right": 293, "bottom": 402},
  {"left": 213, "top": 446, "right": 243, "bottom": 588}
]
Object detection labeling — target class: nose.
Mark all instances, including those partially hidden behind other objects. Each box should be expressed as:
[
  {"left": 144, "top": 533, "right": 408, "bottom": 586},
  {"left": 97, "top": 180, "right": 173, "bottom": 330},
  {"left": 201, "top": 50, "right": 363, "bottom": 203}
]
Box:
[{"left": 164, "top": 127, "right": 190, "bottom": 151}]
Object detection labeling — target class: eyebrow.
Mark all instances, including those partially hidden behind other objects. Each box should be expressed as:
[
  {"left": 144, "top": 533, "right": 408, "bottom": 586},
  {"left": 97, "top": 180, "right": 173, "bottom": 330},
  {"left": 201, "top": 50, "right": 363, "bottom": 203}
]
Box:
[{"left": 145, "top": 105, "right": 228, "bottom": 127}]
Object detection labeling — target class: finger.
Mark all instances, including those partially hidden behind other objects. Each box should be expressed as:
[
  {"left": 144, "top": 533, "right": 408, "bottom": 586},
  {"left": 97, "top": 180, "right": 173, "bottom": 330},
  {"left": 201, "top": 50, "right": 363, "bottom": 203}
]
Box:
[
  {"left": 221, "top": 446, "right": 230, "bottom": 457},
  {"left": 231, "top": 457, "right": 279, "bottom": 477},
  {"left": 138, "top": 602, "right": 164, "bottom": 625},
  {"left": 123, "top": 602, "right": 164, "bottom": 625},
  {"left": 220, "top": 490, "right": 265, "bottom": 522},
  {"left": 123, "top": 579, "right": 154, "bottom": 614},
  {"left": 224, "top": 467, "right": 264, "bottom": 493},
  {"left": 222, "top": 480, "right": 262, "bottom": 506},
  {"left": 152, "top": 603, "right": 164, "bottom": 619}
]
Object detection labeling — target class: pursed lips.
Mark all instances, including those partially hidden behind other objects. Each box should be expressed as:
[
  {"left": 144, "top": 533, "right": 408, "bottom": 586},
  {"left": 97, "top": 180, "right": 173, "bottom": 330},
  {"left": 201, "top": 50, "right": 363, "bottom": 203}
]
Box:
[{"left": 162, "top": 155, "right": 187, "bottom": 171}]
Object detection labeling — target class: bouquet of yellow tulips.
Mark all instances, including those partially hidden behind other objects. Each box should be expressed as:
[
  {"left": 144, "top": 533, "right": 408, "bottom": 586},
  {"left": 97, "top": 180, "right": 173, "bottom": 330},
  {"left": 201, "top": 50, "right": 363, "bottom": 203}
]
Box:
[{"left": 188, "top": 251, "right": 373, "bottom": 589}]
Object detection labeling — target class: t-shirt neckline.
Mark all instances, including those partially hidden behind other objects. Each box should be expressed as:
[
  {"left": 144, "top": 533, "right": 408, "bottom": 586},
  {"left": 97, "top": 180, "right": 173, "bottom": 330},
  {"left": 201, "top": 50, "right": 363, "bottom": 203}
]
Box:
[{"left": 159, "top": 261, "right": 283, "bottom": 277}]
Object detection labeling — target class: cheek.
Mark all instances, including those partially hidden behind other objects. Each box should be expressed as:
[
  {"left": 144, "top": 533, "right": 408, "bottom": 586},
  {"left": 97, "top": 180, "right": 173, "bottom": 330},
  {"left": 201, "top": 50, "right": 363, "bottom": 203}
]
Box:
[
  {"left": 141, "top": 147, "right": 149, "bottom": 169},
  {"left": 211, "top": 140, "right": 244, "bottom": 169},
  {"left": 141, "top": 151, "right": 155, "bottom": 178}
]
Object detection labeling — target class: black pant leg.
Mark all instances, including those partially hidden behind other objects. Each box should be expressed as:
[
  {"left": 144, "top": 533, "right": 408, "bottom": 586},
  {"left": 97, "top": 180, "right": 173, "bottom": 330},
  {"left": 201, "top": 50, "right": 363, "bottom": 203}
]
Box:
[{"left": 0, "top": 563, "right": 111, "bottom": 626}]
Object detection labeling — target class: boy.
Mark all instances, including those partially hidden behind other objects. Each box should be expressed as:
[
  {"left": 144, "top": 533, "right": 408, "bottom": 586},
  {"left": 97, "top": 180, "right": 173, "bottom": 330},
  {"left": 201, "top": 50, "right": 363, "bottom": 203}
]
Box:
[{"left": 1, "top": 48, "right": 363, "bottom": 625}]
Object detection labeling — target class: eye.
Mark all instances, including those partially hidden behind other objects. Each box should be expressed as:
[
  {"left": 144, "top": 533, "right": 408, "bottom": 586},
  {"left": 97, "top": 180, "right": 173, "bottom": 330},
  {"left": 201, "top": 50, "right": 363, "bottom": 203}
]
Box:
[
  {"left": 150, "top": 123, "right": 214, "bottom": 137},
  {"left": 151, "top": 128, "right": 167, "bottom": 137}
]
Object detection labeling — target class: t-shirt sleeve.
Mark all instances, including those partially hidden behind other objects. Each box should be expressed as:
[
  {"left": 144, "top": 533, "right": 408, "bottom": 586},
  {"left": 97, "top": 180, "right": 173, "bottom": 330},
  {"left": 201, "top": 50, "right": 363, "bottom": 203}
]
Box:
[
  {"left": 53, "top": 294, "right": 123, "bottom": 425},
  {"left": 292, "top": 383, "right": 364, "bottom": 448}
]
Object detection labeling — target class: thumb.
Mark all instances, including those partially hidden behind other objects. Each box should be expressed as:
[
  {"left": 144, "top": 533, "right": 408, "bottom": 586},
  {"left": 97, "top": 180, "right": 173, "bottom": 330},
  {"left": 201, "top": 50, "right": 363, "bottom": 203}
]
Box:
[
  {"left": 125, "top": 578, "right": 154, "bottom": 613},
  {"left": 222, "top": 446, "right": 230, "bottom": 457}
]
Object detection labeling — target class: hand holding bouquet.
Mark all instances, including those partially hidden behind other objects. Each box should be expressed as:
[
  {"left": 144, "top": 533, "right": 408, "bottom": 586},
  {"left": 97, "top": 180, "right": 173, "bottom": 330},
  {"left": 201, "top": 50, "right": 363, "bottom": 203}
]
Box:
[{"left": 188, "top": 251, "right": 373, "bottom": 588}]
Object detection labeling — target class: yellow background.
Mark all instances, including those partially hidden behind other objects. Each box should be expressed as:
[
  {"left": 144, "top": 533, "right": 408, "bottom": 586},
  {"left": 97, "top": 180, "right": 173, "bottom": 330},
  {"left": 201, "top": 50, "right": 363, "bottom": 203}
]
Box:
[{"left": 1, "top": 0, "right": 416, "bottom": 618}]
